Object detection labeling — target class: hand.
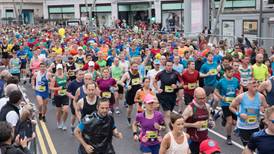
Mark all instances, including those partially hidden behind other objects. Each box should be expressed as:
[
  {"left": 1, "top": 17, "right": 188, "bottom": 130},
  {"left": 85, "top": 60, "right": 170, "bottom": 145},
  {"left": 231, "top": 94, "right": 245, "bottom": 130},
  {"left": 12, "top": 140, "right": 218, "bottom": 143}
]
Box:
[
  {"left": 157, "top": 88, "right": 163, "bottom": 93},
  {"left": 133, "top": 134, "right": 139, "bottom": 141},
  {"left": 115, "top": 132, "right": 123, "bottom": 139},
  {"left": 154, "top": 123, "right": 161, "bottom": 130},
  {"left": 240, "top": 113, "right": 248, "bottom": 120},
  {"left": 171, "top": 84, "right": 177, "bottom": 89},
  {"left": 84, "top": 144, "right": 94, "bottom": 154},
  {"left": 194, "top": 121, "right": 204, "bottom": 129},
  {"left": 20, "top": 137, "right": 29, "bottom": 148},
  {"left": 141, "top": 135, "right": 148, "bottom": 143}
]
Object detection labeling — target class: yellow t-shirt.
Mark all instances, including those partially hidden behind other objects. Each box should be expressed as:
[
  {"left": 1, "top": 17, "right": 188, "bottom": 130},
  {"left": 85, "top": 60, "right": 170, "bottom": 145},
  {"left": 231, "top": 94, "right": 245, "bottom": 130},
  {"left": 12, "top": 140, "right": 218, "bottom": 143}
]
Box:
[
  {"left": 52, "top": 47, "right": 63, "bottom": 55},
  {"left": 252, "top": 64, "right": 268, "bottom": 81}
]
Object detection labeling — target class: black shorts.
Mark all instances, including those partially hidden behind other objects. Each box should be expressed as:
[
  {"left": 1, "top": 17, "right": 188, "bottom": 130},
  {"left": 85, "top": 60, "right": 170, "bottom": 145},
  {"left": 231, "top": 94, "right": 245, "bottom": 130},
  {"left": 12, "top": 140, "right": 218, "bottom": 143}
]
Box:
[
  {"left": 53, "top": 96, "right": 69, "bottom": 107},
  {"left": 20, "top": 62, "right": 27, "bottom": 69},
  {"left": 222, "top": 106, "right": 237, "bottom": 120},
  {"left": 118, "top": 84, "right": 124, "bottom": 94},
  {"left": 2, "top": 52, "right": 9, "bottom": 59},
  {"left": 156, "top": 93, "right": 176, "bottom": 111},
  {"left": 184, "top": 93, "right": 194, "bottom": 105},
  {"left": 239, "top": 128, "right": 259, "bottom": 146},
  {"left": 70, "top": 99, "right": 75, "bottom": 115},
  {"left": 11, "top": 73, "right": 20, "bottom": 81},
  {"left": 126, "top": 88, "right": 140, "bottom": 105}
]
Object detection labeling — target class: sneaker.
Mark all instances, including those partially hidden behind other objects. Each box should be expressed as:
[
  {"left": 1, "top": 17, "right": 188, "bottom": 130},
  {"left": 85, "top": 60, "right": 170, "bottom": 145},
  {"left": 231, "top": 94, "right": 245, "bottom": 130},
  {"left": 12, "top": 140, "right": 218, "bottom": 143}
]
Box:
[
  {"left": 70, "top": 126, "right": 75, "bottom": 135},
  {"left": 42, "top": 116, "right": 46, "bottom": 122},
  {"left": 62, "top": 125, "right": 67, "bottom": 131},
  {"left": 127, "top": 118, "right": 131, "bottom": 127},
  {"left": 213, "top": 110, "right": 221, "bottom": 121},
  {"left": 108, "top": 110, "right": 113, "bottom": 115},
  {"left": 38, "top": 114, "right": 42, "bottom": 120},
  {"left": 115, "top": 108, "right": 121, "bottom": 115},
  {"left": 57, "top": 123, "right": 62, "bottom": 129},
  {"left": 226, "top": 137, "right": 232, "bottom": 145}
]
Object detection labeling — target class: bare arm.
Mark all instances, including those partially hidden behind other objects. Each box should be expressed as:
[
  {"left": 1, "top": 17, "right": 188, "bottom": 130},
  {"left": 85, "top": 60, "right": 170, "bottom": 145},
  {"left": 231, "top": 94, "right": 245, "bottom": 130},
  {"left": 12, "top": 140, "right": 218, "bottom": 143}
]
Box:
[
  {"left": 242, "top": 147, "right": 253, "bottom": 154},
  {"left": 159, "top": 134, "right": 170, "bottom": 154},
  {"left": 182, "top": 105, "right": 196, "bottom": 128},
  {"left": 214, "top": 89, "right": 224, "bottom": 101},
  {"left": 76, "top": 99, "right": 83, "bottom": 121},
  {"left": 229, "top": 94, "right": 243, "bottom": 114},
  {"left": 199, "top": 72, "right": 209, "bottom": 78}
]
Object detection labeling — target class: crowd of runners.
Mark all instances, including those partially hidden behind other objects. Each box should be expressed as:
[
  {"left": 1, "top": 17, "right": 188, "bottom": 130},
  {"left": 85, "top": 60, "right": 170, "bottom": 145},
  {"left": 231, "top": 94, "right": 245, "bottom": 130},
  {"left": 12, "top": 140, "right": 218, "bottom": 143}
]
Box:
[{"left": 0, "top": 24, "right": 274, "bottom": 154}]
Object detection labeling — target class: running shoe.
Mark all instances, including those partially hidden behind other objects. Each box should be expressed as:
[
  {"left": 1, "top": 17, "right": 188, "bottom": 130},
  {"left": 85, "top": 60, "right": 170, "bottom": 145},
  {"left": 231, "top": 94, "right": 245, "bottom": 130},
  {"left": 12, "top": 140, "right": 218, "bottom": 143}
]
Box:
[
  {"left": 62, "top": 125, "right": 67, "bottom": 131},
  {"left": 226, "top": 136, "right": 232, "bottom": 145},
  {"left": 57, "top": 123, "right": 62, "bottom": 129},
  {"left": 70, "top": 126, "right": 75, "bottom": 135},
  {"left": 38, "top": 114, "right": 42, "bottom": 120},
  {"left": 42, "top": 116, "right": 46, "bottom": 122},
  {"left": 213, "top": 110, "right": 222, "bottom": 121},
  {"left": 115, "top": 107, "right": 121, "bottom": 115}
]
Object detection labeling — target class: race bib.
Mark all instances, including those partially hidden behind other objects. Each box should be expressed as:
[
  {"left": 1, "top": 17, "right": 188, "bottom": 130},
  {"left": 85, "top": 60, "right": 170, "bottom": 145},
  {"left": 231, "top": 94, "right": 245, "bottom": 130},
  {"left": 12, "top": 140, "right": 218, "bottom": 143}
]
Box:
[
  {"left": 145, "top": 65, "right": 152, "bottom": 71},
  {"left": 102, "top": 92, "right": 111, "bottom": 98},
  {"left": 77, "top": 63, "right": 84, "bottom": 69},
  {"left": 188, "top": 83, "right": 197, "bottom": 90},
  {"left": 58, "top": 89, "right": 67, "bottom": 96},
  {"left": 146, "top": 131, "right": 158, "bottom": 139},
  {"left": 165, "top": 85, "right": 174, "bottom": 93},
  {"left": 36, "top": 85, "right": 46, "bottom": 92},
  {"left": 68, "top": 71, "right": 75, "bottom": 76},
  {"left": 209, "top": 69, "right": 217, "bottom": 75},
  {"left": 198, "top": 120, "right": 208, "bottom": 131},
  {"left": 224, "top": 97, "right": 235, "bottom": 103},
  {"left": 132, "top": 78, "right": 140, "bottom": 85},
  {"left": 20, "top": 55, "right": 27, "bottom": 59},
  {"left": 247, "top": 115, "right": 257, "bottom": 124}
]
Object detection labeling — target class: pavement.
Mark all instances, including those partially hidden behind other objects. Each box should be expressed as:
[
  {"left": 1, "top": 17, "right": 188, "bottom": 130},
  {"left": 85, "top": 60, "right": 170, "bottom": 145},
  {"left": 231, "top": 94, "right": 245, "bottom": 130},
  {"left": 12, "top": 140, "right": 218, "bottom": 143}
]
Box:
[{"left": 20, "top": 84, "right": 244, "bottom": 154}]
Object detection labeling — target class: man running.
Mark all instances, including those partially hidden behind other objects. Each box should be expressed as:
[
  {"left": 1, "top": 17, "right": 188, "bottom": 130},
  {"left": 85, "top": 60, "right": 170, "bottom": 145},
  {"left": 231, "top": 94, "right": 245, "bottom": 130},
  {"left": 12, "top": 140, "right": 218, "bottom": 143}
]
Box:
[
  {"left": 230, "top": 78, "right": 268, "bottom": 146},
  {"left": 252, "top": 53, "right": 269, "bottom": 83},
  {"left": 258, "top": 76, "right": 274, "bottom": 106},
  {"left": 32, "top": 62, "right": 51, "bottom": 122}
]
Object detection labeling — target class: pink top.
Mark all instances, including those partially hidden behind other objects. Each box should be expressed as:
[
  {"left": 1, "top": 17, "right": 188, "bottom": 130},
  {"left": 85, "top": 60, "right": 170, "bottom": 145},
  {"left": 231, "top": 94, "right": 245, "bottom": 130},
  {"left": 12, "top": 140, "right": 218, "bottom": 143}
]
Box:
[{"left": 31, "top": 58, "right": 40, "bottom": 74}]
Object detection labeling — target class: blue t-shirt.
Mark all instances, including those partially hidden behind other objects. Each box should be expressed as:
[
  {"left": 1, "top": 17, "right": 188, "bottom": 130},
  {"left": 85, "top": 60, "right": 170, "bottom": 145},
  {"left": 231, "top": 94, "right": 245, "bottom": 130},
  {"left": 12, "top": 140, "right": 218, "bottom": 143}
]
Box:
[
  {"left": 200, "top": 62, "right": 218, "bottom": 87},
  {"left": 216, "top": 77, "right": 239, "bottom": 106},
  {"left": 129, "top": 47, "right": 141, "bottom": 58},
  {"left": 271, "top": 62, "right": 274, "bottom": 76},
  {"left": 247, "top": 129, "right": 274, "bottom": 154},
  {"left": 180, "top": 59, "right": 188, "bottom": 68},
  {"left": 213, "top": 55, "right": 222, "bottom": 64},
  {"left": 173, "top": 64, "right": 184, "bottom": 74},
  {"left": 16, "top": 50, "right": 28, "bottom": 63}
]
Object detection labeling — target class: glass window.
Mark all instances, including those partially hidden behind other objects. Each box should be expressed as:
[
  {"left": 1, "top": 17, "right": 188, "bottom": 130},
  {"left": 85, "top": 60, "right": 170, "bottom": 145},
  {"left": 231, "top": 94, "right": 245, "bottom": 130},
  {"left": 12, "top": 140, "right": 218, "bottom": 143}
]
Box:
[{"left": 243, "top": 20, "right": 258, "bottom": 35}]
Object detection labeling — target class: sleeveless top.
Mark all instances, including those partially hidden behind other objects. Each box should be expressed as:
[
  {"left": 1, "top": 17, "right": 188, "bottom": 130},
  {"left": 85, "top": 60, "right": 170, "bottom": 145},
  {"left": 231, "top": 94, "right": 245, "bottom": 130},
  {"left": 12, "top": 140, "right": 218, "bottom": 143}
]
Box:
[
  {"left": 166, "top": 132, "right": 189, "bottom": 154},
  {"left": 237, "top": 92, "right": 261, "bottom": 130},
  {"left": 35, "top": 71, "right": 49, "bottom": 93},
  {"left": 266, "top": 77, "right": 274, "bottom": 106},
  {"left": 239, "top": 65, "right": 252, "bottom": 87},
  {"left": 81, "top": 96, "right": 98, "bottom": 119},
  {"left": 128, "top": 71, "right": 142, "bottom": 91},
  {"left": 185, "top": 102, "right": 209, "bottom": 142},
  {"left": 79, "top": 86, "right": 87, "bottom": 101},
  {"left": 54, "top": 75, "right": 67, "bottom": 96}
]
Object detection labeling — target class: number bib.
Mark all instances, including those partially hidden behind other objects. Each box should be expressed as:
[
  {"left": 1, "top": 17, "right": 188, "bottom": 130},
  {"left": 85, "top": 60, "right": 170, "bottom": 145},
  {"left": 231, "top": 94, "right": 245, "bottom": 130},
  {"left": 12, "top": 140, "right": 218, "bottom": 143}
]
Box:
[
  {"left": 165, "top": 85, "right": 174, "bottom": 93},
  {"left": 209, "top": 69, "right": 217, "bottom": 75},
  {"left": 102, "top": 92, "right": 111, "bottom": 98},
  {"left": 224, "top": 97, "right": 235, "bottom": 104},
  {"left": 58, "top": 89, "right": 67, "bottom": 96},
  {"left": 131, "top": 78, "right": 140, "bottom": 85},
  {"left": 247, "top": 115, "right": 257, "bottom": 124},
  {"left": 198, "top": 120, "right": 208, "bottom": 131},
  {"left": 146, "top": 131, "right": 158, "bottom": 139},
  {"left": 37, "top": 85, "right": 46, "bottom": 92},
  {"left": 188, "top": 83, "right": 197, "bottom": 90},
  {"left": 68, "top": 71, "right": 75, "bottom": 76},
  {"left": 77, "top": 64, "right": 83, "bottom": 69}
]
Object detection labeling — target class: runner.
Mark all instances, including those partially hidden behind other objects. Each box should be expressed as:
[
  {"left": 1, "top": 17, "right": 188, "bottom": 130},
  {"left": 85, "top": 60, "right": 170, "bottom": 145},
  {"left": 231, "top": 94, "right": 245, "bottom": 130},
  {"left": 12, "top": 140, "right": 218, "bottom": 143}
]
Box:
[
  {"left": 147, "top": 59, "right": 161, "bottom": 93},
  {"left": 86, "top": 61, "right": 100, "bottom": 82},
  {"left": 214, "top": 66, "right": 240, "bottom": 145},
  {"left": 159, "top": 112, "right": 190, "bottom": 154},
  {"left": 154, "top": 60, "right": 183, "bottom": 127},
  {"left": 75, "top": 47, "right": 86, "bottom": 70},
  {"left": 29, "top": 49, "right": 41, "bottom": 83},
  {"left": 66, "top": 56, "right": 77, "bottom": 82},
  {"left": 96, "top": 68, "right": 117, "bottom": 113},
  {"left": 239, "top": 56, "right": 252, "bottom": 92},
  {"left": 110, "top": 57, "right": 124, "bottom": 114},
  {"left": 120, "top": 61, "right": 142, "bottom": 125},
  {"left": 49, "top": 64, "right": 69, "bottom": 130},
  {"left": 76, "top": 82, "right": 99, "bottom": 120},
  {"left": 67, "top": 70, "right": 84, "bottom": 134},
  {"left": 258, "top": 76, "right": 274, "bottom": 106},
  {"left": 74, "top": 97, "right": 123, "bottom": 154},
  {"left": 9, "top": 51, "right": 21, "bottom": 81},
  {"left": 229, "top": 78, "right": 268, "bottom": 146},
  {"left": 32, "top": 62, "right": 51, "bottom": 122},
  {"left": 242, "top": 106, "right": 274, "bottom": 154},
  {"left": 182, "top": 60, "right": 199, "bottom": 105},
  {"left": 252, "top": 53, "right": 269, "bottom": 83},
  {"left": 132, "top": 94, "right": 165, "bottom": 154},
  {"left": 134, "top": 77, "right": 155, "bottom": 113},
  {"left": 182, "top": 87, "right": 215, "bottom": 154},
  {"left": 17, "top": 46, "right": 28, "bottom": 83},
  {"left": 1, "top": 39, "right": 9, "bottom": 68}
]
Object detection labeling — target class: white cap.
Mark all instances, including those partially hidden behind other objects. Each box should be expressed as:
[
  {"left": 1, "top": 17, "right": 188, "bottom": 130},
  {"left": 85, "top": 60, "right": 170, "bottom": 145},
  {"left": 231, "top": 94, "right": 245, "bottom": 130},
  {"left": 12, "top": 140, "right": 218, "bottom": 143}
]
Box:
[
  {"left": 88, "top": 61, "right": 95, "bottom": 67},
  {"left": 56, "top": 64, "right": 63, "bottom": 70},
  {"left": 78, "top": 46, "right": 83, "bottom": 50}
]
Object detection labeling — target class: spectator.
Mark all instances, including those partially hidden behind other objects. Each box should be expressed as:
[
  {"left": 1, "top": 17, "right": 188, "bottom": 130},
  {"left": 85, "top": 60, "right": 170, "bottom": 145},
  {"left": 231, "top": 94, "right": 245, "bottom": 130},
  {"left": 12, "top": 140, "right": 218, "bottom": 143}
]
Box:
[
  {"left": 0, "top": 90, "right": 22, "bottom": 128},
  {"left": 0, "top": 121, "right": 31, "bottom": 154},
  {"left": 0, "top": 84, "right": 19, "bottom": 111}
]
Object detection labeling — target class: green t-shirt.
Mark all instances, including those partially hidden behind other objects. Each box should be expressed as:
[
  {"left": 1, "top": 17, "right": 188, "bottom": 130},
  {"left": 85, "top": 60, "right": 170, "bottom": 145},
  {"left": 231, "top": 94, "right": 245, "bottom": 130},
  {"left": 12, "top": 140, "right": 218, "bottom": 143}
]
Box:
[
  {"left": 97, "top": 60, "right": 107, "bottom": 68},
  {"left": 111, "top": 66, "right": 123, "bottom": 81}
]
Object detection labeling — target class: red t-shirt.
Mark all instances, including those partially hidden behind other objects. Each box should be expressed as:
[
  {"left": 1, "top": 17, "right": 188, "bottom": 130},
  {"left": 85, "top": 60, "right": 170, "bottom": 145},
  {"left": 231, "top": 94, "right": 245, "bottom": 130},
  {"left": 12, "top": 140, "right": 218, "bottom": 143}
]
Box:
[
  {"left": 82, "top": 62, "right": 100, "bottom": 71},
  {"left": 233, "top": 72, "right": 241, "bottom": 84},
  {"left": 182, "top": 69, "right": 199, "bottom": 96},
  {"left": 151, "top": 48, "right": 160, "bottom": 56}
]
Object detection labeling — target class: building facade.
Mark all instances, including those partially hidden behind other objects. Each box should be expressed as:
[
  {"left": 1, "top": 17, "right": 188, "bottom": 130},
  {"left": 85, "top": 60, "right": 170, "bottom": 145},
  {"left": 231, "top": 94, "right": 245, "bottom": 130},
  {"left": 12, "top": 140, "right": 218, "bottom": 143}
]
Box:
[{"left": 0, "top": 0, "right": 43, "bottom": 24}]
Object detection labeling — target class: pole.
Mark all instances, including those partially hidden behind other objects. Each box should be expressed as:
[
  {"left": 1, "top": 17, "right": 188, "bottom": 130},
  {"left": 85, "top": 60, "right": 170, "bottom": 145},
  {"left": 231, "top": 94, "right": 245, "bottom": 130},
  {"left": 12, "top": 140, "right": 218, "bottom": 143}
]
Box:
[
  {"left": 148, "top": 1, "right": 152, "bottom": 30},
  {"left": 181, "top": 0, "right": 183, "bottom": 31},
  {"left": 259, "top": 0, "right": 263, "bottom": 45}
]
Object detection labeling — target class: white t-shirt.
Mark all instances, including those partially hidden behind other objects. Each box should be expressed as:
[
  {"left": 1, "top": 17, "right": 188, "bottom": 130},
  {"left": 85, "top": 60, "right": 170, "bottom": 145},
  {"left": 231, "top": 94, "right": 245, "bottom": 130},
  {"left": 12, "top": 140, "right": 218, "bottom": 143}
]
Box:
[
  {"left": 0, "top": 97, "right": 19, "bottom": 127},
  {"left": 0, "top": 97, "right": 9, "bottom": 110},
  {"left": 147, "top": 69, "right": 161, "bottom": 92},
  {"left": 119, "top": 60, "right": 130, "bottom": 73}
]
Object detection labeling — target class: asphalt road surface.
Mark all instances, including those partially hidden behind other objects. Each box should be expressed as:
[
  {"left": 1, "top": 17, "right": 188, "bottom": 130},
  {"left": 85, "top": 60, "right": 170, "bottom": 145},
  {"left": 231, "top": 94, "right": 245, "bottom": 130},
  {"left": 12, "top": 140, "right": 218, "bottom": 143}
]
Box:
[{"left": 20, "top": 84, "right": 244, "bottom": 154}]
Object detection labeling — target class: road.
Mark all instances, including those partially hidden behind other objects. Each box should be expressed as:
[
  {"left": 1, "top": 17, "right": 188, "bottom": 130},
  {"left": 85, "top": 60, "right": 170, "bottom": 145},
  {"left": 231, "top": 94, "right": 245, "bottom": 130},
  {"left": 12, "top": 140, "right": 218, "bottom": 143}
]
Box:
[{"left": 21, "top": 84, "right": 244, "bottom": 154}]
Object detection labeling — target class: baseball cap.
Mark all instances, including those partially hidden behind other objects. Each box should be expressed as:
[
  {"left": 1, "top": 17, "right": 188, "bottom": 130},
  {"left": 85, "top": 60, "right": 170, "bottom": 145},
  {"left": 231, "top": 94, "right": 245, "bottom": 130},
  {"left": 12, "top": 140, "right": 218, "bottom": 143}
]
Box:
[
  {"left": 144, "top": 94, "right": 155, "bottom": 104},
  {"left": 200, "top": 139, "right": 221, "bottom": 154},
  {"left": 88, "top": 61, "right": 95, "bottom": 67},
  {"left": 56, "top": 64, "right": 63, "bottom": 70},
  {"left": 153, "top": 59, "right": 160, "bottom": 65}
]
